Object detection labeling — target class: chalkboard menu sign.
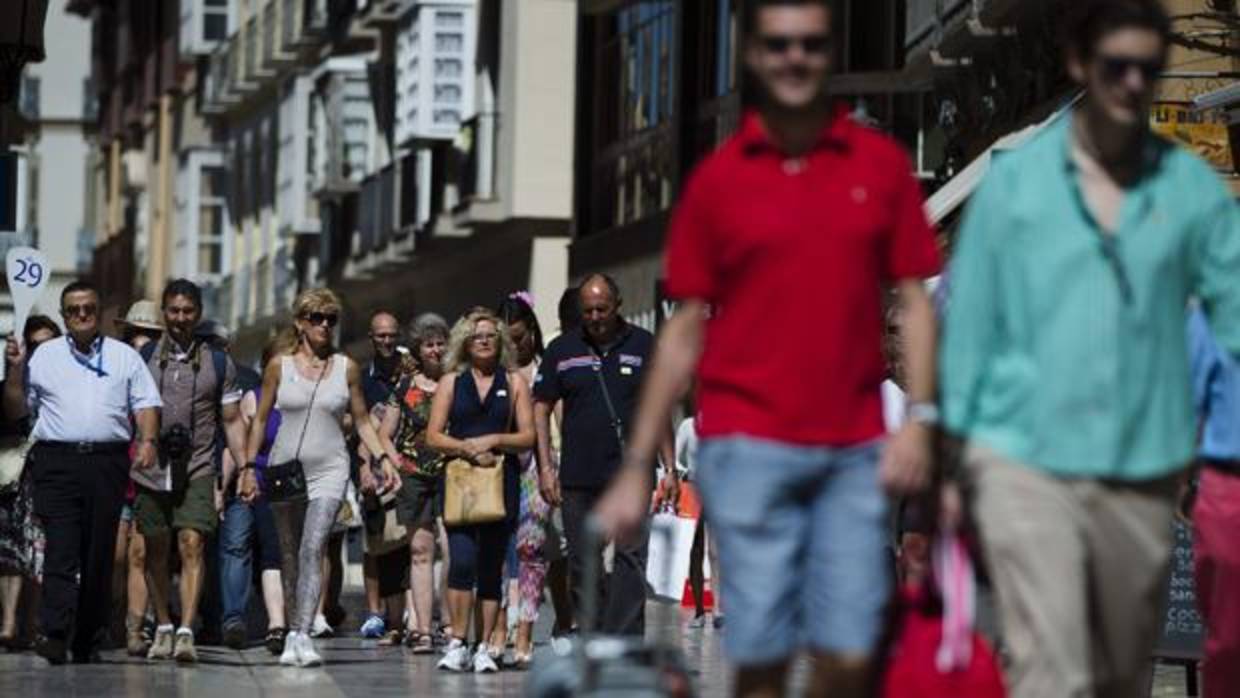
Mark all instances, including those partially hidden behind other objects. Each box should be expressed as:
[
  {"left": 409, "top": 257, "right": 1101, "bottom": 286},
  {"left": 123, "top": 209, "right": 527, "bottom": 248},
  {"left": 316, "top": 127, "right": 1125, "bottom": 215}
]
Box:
[{"left": 1155, "top": 521, "right": 1205, "bottom": 661}]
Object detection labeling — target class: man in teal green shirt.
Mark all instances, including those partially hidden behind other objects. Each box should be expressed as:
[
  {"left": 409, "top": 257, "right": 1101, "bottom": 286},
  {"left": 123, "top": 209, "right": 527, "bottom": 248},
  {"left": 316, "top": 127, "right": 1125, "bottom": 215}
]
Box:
[{"left": 940, "top": 2, "right": 1240, "bottom": 697}]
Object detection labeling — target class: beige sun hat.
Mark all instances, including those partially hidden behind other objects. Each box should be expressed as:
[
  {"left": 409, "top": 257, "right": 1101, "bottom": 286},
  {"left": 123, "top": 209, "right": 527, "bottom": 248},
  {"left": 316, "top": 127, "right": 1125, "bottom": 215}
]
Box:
[{"left": 117, "top": 299, "right": 164, "bottom": 331}]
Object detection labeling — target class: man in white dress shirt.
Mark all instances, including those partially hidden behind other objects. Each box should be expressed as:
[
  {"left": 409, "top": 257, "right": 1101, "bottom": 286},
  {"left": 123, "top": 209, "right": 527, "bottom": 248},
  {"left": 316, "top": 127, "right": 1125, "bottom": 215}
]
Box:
[{"left": 3, "top": 280, "right": 161, "bottom": 664}]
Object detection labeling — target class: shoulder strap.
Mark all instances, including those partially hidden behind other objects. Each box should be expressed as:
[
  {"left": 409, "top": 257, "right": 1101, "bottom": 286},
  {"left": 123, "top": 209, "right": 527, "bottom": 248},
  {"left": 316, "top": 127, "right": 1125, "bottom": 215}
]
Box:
[
  {"left": 587, "top": 350, "right": 626, "bottom": 451},
  {"left": 292, "top": 355, "right": 330, "bottom": 461},
  {"left": 211, "top": 347, "right": 227, "bottom": 398}
]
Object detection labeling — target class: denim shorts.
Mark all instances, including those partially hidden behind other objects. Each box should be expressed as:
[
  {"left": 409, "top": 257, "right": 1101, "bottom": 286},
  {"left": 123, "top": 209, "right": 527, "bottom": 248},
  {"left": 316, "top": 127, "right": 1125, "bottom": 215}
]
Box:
[{"left": 696, "top": 436, "right": 890, "bottom": 665}]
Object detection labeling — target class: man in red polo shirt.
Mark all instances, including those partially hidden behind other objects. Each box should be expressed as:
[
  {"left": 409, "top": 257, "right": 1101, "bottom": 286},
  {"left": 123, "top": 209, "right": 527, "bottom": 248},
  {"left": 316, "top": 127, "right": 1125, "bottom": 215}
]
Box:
[{"left": 596, "top": 1, "right": 941, "bottom": 696}]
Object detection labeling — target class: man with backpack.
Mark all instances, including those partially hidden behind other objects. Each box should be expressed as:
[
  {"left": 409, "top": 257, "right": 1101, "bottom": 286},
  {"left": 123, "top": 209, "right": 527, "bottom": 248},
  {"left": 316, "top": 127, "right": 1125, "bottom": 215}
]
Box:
[{"left": 133, "top": 279, "right": 249, "bottom": 663}]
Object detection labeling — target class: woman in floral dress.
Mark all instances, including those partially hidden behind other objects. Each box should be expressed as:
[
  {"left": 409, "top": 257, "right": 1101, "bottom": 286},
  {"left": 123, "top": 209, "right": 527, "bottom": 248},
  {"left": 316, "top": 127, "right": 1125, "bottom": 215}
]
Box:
[{"left": 0, "top": 316, "right": 60, "bottom": 648}]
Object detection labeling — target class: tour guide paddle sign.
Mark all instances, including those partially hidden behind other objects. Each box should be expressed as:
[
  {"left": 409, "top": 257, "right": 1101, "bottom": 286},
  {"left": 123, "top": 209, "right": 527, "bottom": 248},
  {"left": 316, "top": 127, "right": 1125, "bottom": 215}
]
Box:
[{"left": 6, "top": 246, "right": 50, "bottom": 348}]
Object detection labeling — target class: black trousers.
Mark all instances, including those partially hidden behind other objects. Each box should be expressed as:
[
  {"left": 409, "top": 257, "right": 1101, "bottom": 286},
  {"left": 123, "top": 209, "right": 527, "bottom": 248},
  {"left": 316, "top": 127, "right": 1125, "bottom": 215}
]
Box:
[
  {"left": 561, "top": 487, "right": 650, "bottom": 636},
  {"left": 29, "top": 444, "right": 129, "bottom": 653}
]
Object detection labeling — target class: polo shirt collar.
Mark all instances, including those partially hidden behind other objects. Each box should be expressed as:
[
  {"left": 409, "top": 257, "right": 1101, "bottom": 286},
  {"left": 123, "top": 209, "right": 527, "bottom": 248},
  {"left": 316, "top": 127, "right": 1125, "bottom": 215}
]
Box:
[
  {"left": 578, "top": 321, "right": 633, "bottom": 354},
  {"left": 738, "top": 103, "right": 853, "bottom": 156},
  {"left": 67, "top": 333, "right": 103, "bottom": 359},
  {"left": 1057, "top": 109, "right": 1166, "bottom": 180}
]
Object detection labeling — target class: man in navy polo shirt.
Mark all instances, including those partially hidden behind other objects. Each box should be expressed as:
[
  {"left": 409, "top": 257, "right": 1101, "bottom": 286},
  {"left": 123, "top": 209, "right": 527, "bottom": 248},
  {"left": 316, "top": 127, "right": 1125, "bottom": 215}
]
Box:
[
  {"left": 534, "top": 274, "right": 676, "bottom": 636},
  {"left": 596, "top": 1, "right": 941, "bottom": 696}
]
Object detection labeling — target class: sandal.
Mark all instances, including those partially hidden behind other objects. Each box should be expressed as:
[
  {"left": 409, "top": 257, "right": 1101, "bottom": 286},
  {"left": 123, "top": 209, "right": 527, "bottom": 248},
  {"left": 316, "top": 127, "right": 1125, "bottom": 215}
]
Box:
[
  {"left": 377, "top": 629, "right": 405, "bottom": 646},
  {"left": 509, "top": 652, "right": 533, "bottom": 671},
  {"left": 404, "top": 631, "right": 435, "bottom": 654}
]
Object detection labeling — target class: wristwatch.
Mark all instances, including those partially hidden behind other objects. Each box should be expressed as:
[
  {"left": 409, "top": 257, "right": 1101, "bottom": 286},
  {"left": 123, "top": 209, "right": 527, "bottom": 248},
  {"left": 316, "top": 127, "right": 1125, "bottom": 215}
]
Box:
[{"left": 906, "top": 402, "right": 941, "bottom": 426}]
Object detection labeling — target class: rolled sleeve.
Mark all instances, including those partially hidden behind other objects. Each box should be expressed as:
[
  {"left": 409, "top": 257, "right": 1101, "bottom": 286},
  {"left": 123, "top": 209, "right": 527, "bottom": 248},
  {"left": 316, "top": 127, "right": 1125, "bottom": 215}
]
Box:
[
  {"left": 940, "top": 167, "right": 1004, "bottom": 435},
  {"left": 884, "top": 152, "right": 942, "bottom": 281},
  {"left": 128, "top": 352, "right": 163, "bottom": 411},
  {"left": 664, "top": 169, "right": 719, "bottom": 302},
  {"left": 1195, "top": 187, "right": 1240, "bottom": 358}
]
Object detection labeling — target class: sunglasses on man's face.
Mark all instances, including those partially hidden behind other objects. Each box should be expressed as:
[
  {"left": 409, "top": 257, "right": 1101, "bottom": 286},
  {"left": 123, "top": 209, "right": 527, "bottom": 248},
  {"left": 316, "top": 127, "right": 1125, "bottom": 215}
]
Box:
[
  {"left": 760, "top": 34, "right": 832, "bottom": 56},
  {"left": 303, "top": 311, "right": 339, "bottom": 328},
  {"left": 1096, "top": 54, "right": 1163, "bottom": 85},
  {"left": 62, "top": 303, "right": 98, "bottom": 319}
]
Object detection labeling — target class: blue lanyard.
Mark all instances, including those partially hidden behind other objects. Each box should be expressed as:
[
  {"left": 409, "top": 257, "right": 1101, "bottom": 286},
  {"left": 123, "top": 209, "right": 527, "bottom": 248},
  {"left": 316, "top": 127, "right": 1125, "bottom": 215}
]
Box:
[{"left": 68, "top": 335, "right": 106, "bottom": 377}]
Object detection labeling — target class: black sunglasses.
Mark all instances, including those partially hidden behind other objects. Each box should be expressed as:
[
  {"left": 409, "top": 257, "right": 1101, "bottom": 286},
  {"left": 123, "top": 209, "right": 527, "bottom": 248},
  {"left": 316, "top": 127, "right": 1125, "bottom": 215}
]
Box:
[
  {"left": 1097, "top": 55, "right": 1163, "bottom": 84},
  {"left": 62, "top": 303, "right": 98, "bottom": 318},
  {"left": 760, "top": 34, "right": 832, "bottom": 56},
  {"left": 303, "top": 311, "right": 339, "bottom": 328}
]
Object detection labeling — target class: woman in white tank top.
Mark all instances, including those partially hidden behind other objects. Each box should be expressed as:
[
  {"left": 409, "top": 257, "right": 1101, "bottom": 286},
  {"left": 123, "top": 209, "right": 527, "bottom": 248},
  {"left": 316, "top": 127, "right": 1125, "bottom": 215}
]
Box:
[{"left": 238, "top": 288, "right": 402, "bottom": 668}]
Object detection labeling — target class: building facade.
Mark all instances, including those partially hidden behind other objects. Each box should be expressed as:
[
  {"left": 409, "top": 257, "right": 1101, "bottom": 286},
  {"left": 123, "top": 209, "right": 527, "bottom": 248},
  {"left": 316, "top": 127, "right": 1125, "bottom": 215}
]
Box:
[{"left": 73, "top": 0, "right": 575, "bottom": 362}]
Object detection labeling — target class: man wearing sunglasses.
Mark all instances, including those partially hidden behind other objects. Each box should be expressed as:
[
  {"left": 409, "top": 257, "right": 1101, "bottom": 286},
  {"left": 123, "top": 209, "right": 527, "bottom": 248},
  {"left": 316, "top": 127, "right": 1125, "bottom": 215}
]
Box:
[
  {"left": 939, "top": 2, "right": 1240, "bottom": 697},
  {"left": 596, "top": 1, "right": 941, "bottom": 696},
  {"left": 2, "top": 280, "right": 162, "bottom": 664}
]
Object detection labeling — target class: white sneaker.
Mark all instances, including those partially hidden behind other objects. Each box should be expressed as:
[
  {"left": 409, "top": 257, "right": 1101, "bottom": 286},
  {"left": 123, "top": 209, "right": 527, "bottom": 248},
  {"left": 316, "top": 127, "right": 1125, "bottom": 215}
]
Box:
[
  {"left": 437, "top": 639, "right": 471, "bottom": 672},
  {"left": 296, "top": 632, "right": 323, "bottom": 668},
  {"left": 279, "top": 631, "right": 301, "bottom": 667},
  {"left": 310, "top": 614, "right": 334, "bottom": 639},
  {"left": 549, "top": 634, "right": 573, "bottom": 656},
  {"left": 473, "top": 644, "right": 499, "bottom": 674}
]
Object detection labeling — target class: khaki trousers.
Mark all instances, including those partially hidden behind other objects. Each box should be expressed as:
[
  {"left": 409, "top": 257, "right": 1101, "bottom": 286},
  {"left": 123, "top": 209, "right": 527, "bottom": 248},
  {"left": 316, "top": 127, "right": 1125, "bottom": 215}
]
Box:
[{"left": 966, "top": 445, "right": 1178, "bottom": 698}]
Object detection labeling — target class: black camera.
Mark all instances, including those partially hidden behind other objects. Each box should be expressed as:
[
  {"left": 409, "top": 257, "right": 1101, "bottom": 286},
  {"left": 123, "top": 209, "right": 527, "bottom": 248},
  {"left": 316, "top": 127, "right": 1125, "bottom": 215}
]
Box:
[
  {"left": 160, "top": 424, "right": 194, "bottom": 465},
  {"left": 160, "top": 424, "right": 195, "bottom": 493}
]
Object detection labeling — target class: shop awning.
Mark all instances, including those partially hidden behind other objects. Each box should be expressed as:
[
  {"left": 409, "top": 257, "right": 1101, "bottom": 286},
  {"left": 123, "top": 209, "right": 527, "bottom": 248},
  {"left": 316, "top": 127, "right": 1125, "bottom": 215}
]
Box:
[{"left": 924, "top": 96, "right": 1079, "bottom": 224}]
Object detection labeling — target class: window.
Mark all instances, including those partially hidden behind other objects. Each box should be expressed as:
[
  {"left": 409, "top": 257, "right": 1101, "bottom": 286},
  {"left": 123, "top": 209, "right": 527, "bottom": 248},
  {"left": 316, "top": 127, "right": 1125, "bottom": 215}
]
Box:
[
  {"left": 586, "top": 2, "right": 678, "bottom": 234},
  {"left": 19, "top": 75, "right": 39, "bottom": 120},
  {"left": 199, "top": 165, "right": 226, "bottom": 275},
  {"left": 435, "top": 32, "right": 463, "bottom": 52},
  {"left": 436, "top": 11, "right": 464, "bottom": 28},
  {"left": 433, "top": 109, "right": 459, "bottom": 125},
  {"left": 203, "top": 0, "right": 229, "bottom": 42},
  {"left": 434, "top": 84, "right": 460, "bottom": 103},
  {"left": 434, "top": 59, "right": 462, "bottom": 78}
]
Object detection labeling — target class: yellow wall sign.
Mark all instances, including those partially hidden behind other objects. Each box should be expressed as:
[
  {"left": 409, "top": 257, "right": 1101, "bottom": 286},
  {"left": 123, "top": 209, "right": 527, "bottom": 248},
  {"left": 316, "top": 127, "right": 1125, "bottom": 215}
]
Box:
[{"left": 1150, "top": 103, "right": 1234, "bottom": 173}]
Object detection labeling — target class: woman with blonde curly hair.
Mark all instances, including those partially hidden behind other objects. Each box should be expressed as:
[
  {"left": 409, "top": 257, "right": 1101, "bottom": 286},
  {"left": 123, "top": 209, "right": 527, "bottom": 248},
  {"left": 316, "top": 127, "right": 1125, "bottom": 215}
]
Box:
[
  {"left": 239, "top": 288, "right": 403, "bottom": 667},
  {"left": 427, "top": 308, "right": 535, "bottom": 673}
]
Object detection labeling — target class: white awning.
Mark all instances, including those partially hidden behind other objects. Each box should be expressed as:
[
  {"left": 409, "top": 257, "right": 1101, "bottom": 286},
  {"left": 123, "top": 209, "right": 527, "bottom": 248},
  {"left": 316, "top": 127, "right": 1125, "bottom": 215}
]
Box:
[
  {"left": 923, "top": 96, "right": 1079, "bottom": 224},
  {"left": 1193, "top": 82, "right": 1240, "bottom": 111}
]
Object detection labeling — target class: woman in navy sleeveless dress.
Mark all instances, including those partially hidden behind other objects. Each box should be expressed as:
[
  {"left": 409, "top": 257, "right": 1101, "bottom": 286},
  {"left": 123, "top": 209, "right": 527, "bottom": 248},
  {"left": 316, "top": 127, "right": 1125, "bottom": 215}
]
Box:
[{"left": 427, "top": 308, "right": 535, "bottom": 673}]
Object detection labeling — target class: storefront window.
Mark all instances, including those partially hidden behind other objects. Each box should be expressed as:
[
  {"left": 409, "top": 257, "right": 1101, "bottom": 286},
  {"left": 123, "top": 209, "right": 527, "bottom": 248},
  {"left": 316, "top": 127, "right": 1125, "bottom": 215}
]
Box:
[{"left": 589, "top": 1, "right": 677, "bottom": 234}]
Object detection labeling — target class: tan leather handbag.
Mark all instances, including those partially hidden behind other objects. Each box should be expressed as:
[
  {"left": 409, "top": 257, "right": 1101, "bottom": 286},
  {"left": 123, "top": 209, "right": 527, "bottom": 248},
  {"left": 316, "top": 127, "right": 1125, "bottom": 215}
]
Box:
[{"left": 443, "top": 457, "right": 506, "bottom": 526}]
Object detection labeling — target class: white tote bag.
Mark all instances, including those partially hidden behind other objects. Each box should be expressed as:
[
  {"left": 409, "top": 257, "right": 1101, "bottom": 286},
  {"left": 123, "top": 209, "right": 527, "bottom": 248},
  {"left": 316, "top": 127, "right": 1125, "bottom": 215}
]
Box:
[{"left": 645, "top": 510, "right": 699, "bottom": 601}]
